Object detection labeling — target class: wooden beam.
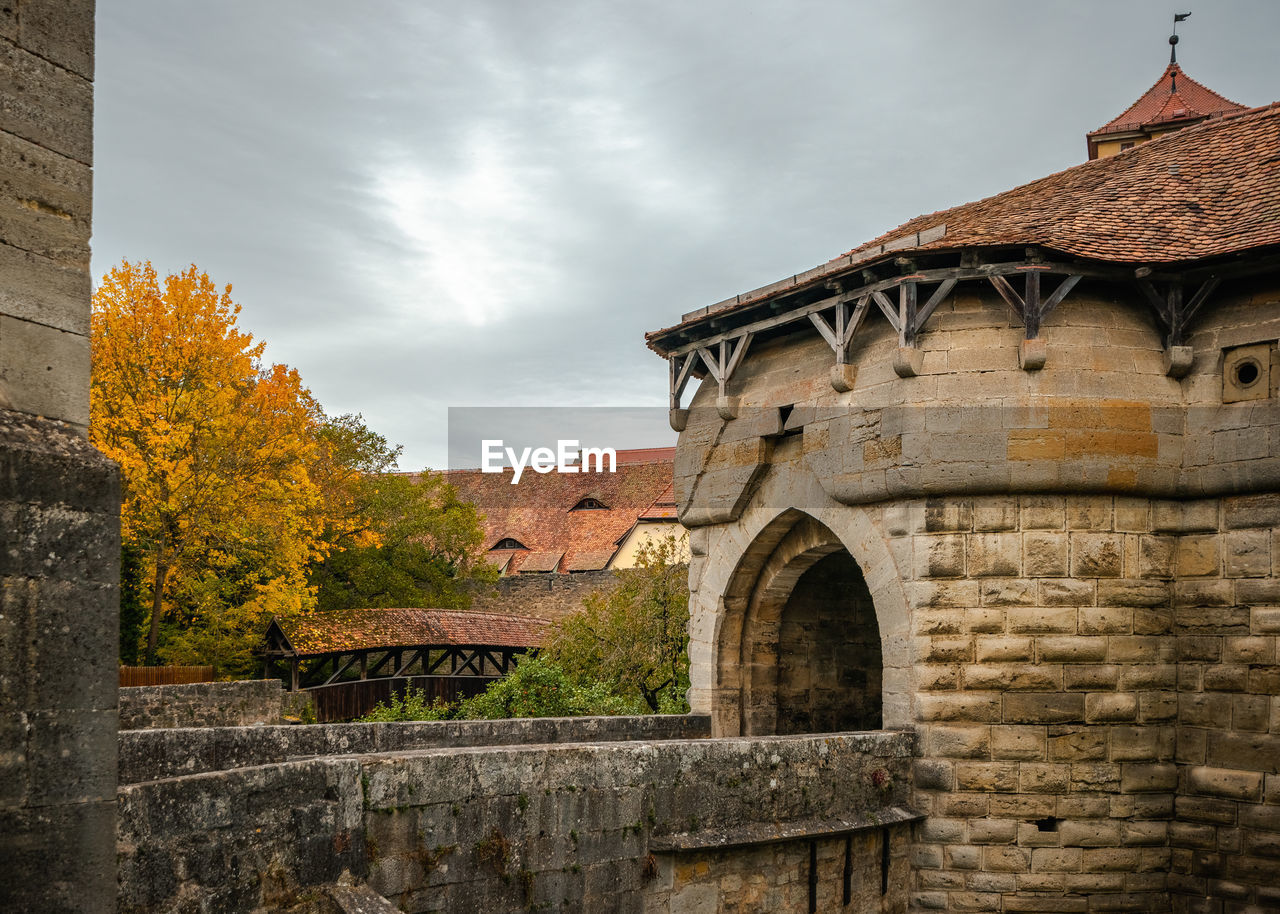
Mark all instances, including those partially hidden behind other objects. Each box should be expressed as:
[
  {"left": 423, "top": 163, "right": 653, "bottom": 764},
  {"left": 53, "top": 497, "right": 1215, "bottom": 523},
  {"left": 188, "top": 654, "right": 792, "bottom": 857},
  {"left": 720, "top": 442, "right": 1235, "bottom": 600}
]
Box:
[
  {"left": 899, "top": 281, "right": 917, "bottom": 346},
  {"left": 871, "top": 290, "right": 899, "bottom": 332},
  {"left": 914, "top": 279, "right": 958, "bottom": 331},
  {"left": 1181, "top": 276, "right": 1221, "bottom": 334},
  {"left": 988, "top": 274, "right": 1025, "bottom": 322}
]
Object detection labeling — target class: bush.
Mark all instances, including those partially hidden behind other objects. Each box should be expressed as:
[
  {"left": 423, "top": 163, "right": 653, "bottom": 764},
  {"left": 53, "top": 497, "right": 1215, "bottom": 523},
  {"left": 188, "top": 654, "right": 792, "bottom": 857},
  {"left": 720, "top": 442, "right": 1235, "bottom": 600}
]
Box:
[
  {"left": 360, "top": 688, "right": 454, "bottom": 722},
  {"left": 357, "top": 657, "right": 646, "bottom": 722}
]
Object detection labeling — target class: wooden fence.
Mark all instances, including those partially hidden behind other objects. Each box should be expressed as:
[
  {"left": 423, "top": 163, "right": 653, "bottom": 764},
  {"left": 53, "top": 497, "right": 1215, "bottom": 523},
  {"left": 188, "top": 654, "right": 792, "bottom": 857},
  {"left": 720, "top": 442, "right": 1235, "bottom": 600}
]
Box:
[
  {"left": 306, "top": 675, "right": 496, "bottom": 723},
  {"left": 119, "top": 666, "right": 215, "bottom": 687}
]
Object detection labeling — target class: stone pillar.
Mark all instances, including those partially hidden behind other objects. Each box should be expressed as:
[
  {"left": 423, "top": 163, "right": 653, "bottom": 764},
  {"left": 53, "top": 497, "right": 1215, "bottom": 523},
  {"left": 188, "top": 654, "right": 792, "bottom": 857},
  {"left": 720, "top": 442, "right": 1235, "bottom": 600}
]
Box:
[{"left": 0, "top": 3, "right": 118, "bottom": 911}]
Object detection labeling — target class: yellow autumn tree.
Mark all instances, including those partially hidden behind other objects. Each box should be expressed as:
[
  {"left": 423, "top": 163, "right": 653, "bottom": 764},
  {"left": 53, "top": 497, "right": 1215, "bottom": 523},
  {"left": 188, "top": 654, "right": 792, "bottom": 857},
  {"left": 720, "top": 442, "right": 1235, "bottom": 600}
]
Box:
[{"left": 91, "top": 261, "right": 327, "bottom": 671}]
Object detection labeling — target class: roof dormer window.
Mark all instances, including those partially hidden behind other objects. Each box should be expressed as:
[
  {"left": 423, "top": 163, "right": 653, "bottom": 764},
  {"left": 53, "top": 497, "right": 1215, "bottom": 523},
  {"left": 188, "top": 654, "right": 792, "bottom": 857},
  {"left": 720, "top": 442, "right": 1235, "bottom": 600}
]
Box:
[
  {"left": 491, "top": 537, "right": 528, "bottom": 550},
  {"left": 571, "top": 497, "right": 608, "bottom": 511}
]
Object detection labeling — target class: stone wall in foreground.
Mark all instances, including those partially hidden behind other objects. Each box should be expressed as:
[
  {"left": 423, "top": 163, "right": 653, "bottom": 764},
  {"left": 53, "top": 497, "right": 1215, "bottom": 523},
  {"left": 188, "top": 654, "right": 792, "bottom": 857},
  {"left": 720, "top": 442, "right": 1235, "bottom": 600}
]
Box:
[
  {"left": 0, "top": 4, "right": 118, "bottom": 911},
  {"left": 116, "top": 729, "right": 916, "bottom": 913}
]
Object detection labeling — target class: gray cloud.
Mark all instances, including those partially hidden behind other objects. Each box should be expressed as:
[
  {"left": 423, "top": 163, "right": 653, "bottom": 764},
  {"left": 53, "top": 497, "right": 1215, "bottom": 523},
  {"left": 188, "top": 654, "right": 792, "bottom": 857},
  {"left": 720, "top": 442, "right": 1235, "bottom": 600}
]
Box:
[{"left": 93, "top": 0, "right": 1280, "bottom": 469}]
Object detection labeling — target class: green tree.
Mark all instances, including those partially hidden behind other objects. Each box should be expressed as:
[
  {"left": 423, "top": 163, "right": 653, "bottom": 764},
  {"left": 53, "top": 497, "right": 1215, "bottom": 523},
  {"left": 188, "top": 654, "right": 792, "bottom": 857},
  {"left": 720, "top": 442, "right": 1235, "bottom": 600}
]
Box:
[
  {"left": 542, "top": 534, "right": 690, "bottom": 713},
  {"left": 307, "top": 419, "right": 497, "bottom": 611}
]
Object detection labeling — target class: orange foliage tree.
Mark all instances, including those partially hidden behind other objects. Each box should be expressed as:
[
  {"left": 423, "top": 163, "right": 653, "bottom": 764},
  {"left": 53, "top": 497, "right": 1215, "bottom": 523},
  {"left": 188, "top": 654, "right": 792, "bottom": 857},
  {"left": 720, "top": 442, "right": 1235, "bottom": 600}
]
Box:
[{"left": 91, "top": 261, "right": 327, "bottom": 669}]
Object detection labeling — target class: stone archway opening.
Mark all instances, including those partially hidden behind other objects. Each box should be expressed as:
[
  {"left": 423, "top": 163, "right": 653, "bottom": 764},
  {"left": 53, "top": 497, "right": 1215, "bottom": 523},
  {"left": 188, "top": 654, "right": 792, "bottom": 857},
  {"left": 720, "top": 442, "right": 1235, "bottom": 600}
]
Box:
[
  {"left": 716, "top": 512, "right": 884, "bottom": 737},
  {"left": 776, "top": 550, "right": 882, "bottom": 735}
]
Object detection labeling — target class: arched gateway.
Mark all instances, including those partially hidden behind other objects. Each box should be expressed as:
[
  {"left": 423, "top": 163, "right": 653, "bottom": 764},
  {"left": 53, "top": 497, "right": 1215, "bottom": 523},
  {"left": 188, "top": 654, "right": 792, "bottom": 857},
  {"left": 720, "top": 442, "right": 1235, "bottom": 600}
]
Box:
[{"left": 716, "top": 511, "right": 883, "bottom": 737}]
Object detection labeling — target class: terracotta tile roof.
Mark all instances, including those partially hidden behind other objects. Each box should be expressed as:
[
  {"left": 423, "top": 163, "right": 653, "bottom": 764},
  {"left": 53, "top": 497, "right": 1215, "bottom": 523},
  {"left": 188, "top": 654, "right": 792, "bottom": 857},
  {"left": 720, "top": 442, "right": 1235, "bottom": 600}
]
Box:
[
  {"left": 519, "top": 551, "right": 564, "bottom": 573},
  {"left": 565, "top": 550, "right": 616, "bottom": 572},
  {"left": 274, "top": 608, "right": 549, "bottom": 657},
  {"left": 639, "top": 481, "right": 678, "bottom": 521},
  {"left": 442, "top": 455, "right": 674, "bottom": 574},
  {"left": 1089, "top": 64, "right": 1247, "bottom": 139},
  {"left": 614, "top": 446, "right": 676, "bottom": 465},
  {"left": 648, "top": 102, "right": 1280, "bottom": 348}
]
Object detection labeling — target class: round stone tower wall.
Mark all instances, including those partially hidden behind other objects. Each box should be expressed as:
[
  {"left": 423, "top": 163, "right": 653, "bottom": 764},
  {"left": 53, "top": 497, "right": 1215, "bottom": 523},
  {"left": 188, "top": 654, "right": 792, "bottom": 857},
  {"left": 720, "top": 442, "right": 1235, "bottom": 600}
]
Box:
[{"left": 676, "top": 277, "right": 1280, "bottom": 911}]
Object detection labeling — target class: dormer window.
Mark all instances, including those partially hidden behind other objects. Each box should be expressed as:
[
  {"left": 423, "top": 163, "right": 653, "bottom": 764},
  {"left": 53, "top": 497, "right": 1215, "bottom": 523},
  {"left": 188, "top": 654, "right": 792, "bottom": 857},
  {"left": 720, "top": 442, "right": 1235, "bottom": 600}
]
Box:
[
  {"left": 491, "top": 537, "right": 528, "bottom": 550},
  {"left": 571, "top": 498, "right": 608, "bottom": 511}
]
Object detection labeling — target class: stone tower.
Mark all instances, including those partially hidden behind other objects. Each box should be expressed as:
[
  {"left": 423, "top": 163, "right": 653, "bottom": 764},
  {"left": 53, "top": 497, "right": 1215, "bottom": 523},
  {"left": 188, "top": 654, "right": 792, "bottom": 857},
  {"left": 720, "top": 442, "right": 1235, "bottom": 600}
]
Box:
[{"left": 650, "top": 102, "right": 1280, "bottom": 910}]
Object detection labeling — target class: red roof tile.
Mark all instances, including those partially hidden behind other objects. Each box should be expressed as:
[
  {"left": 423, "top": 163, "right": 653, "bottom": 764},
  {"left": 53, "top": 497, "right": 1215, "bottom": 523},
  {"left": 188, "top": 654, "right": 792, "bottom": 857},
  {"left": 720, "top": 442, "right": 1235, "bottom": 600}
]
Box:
[
  {"left": 444, "top": 457, "right": 674, "bottom": 573},
  {"left": 519, "top": 551, "right": 565, "bottom": 573},
  {"left": 275, "top": 608, "right": 549, "bottom": 656},
  {"left": 639, "top": 481, "right": 678, "bottom": 521},
  {"left": 565, "top": 550, "right": 616, "bottom": 572},
  {"left": 1089, "top": 64, "right": 1247, "bottom": 139},
  {"left": 648, "top": 102, "right": 1280, "bottom": 349}
]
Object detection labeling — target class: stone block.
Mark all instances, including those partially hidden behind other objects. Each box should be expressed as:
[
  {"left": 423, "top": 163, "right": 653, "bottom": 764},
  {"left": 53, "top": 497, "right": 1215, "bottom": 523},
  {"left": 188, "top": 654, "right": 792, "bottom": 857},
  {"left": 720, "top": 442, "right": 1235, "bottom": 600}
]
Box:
[
  {"left": 928, "top": 725, "right": 991, "bottom": 759},
  {"left": 1020, "top": 763, "right": 1070, "bottom": 793},
  {"left": 1120, "top": 763, "right": 1177, "bottom": 794},
  {"left": 1021, "top": 496, "right": 1065, "bottom": 530},
  {"left": 1039, "top": 579, "right": 1096, "bottom": 607},
  {"left": 1038, "top": 637, "right": 1108, "bottom": 663},
  {"left": 1136, "top": 535, "right": 1175, "bottom": 578},
  {"left": 1048, "top": 728, "right": 1107, "bottom": 762},
  {"left": 1030, "top": 847, "right": 1082, "bottom": 873},
  {"left": 1003, "top": 693, "right": 1085, "bottom": 725},
  {"left": 1071, "top": 533, "right": 1124, "bottom": 577},
  {"left": 1062, "top": 664, "right": 1119, "bottom": 690},
  {"left": 16, "top": 0, "right": 94, "bottom": 79},
  {"left": 955, "top": 762, "right": 1018, "bottom": 792},
  {"left": 1023, "top": 532, "right": 1068, "bottom": 577},
  {"left": 1177, "top": 535, "right": 1221, "bottom": 577},
  {"left": 918, "top": 694, "right": 1002, "bottom": 722},
  {"left": 0, "top": 40, "right": 92, "bottom": 164},
  {"left": 1007, "top": 606, "right": 1078, "bottom": 633},
  {"left": 1086, "top": 693, "right": 1138, "bottom": 723},
  {"left": 967, "top": 533, "right": 1020, "bottom": 576},
  {"left": 977, "top": 637, "right": 1034, "bottom": 662},
  {"left": 1077, "top": 607, "right": 1133, "bottom": 635},
  {"left": 963, "top": 663, "right": 1059, "bottom": 691},
  {"left": 979, "top": 579, "right": 1035, "bottom": 606},
  {"left": 0, "top": 316, "right": 89, "bottom": 427},
  {"left": 1095, "top": 579, "right": 1169, "bottom": 609},
  {"left": 1222, "top": 529, "right": 1270, "bottom": 577},
  {"left": 973, "top": 497, "right": 1018, "bottom": 532},
  {"left": 0, "top": 131, "right": 92, "bottom": 266},
  {"left": 1059, "top": 819, "right": 1121, "bottom": 847},
  {"left": 915, "top": 534, "right": 966, "bottom": 578},
  {"left": 1185, "top": 766, "right": 1263, "bottom": 802},
  {"left": 0, "top": 241, "right": 91, "bottom": 335}
]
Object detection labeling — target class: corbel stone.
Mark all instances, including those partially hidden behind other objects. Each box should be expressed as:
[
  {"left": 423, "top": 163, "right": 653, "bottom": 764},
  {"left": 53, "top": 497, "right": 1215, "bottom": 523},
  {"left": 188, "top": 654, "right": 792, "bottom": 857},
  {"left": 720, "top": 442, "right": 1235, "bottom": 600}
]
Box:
[
  {"left": 1020, "top": 338, "right": 1047, "bottom": 371},
  {"left": 1164, "top": 345, "right": 1193, "bottom": 379},
  {"left": 892, "top": 347, "right": 924, "bottom": 378},
  {"left": 669, "top": 408, "right": 689, "bottom": 432},
  {"left": 830, "top": 363, "right": 857, "bottom": 392}
]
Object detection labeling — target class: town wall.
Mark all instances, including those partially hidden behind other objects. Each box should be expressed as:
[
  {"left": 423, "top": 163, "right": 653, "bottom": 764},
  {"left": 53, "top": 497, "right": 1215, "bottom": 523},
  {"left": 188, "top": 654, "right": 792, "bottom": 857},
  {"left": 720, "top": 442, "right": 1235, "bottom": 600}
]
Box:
[
  {"left": 0, "top": 3, "right": 121, "bottom": 912},
  {"left": 677, "top": 282, "right": 1280, "bottom": 910},
  {"left": 469, "top": 568, "right": 616, "bottom": 621},
  {"left": 119, "top": 679, "right": 288, "bottom": 730},
  {"left": 116, "top": 728, "right": 917, "bottom": 913}
]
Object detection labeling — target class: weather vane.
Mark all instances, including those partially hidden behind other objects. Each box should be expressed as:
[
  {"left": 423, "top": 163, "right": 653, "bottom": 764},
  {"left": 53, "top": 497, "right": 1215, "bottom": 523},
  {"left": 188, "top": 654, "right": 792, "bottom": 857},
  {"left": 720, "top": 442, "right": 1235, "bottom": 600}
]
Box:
[{"left": 1170, "top": 11, "right": 1191, "bottom": 65}]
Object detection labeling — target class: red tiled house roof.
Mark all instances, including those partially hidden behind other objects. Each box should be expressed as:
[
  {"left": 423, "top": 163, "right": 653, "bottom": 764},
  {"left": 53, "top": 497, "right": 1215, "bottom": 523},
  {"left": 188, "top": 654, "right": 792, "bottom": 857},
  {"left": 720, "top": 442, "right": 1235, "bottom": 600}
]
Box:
[
  {"left": 1087, "top": 63, "right": 1247, "bottom": 158},
  {"left": 648, "top": 102, "right": 1280, "bottom": 350},
  {"left": 446, "top": 451, "right": 674, "bottom": 573},
  {"left": 270, "top": 608, "right": 549, "bottom": 657}
]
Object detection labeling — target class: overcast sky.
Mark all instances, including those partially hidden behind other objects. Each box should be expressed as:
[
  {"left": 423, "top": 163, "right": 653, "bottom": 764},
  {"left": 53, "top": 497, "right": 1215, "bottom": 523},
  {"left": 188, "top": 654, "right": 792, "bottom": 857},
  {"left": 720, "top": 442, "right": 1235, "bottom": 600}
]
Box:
[{"left": 92, "top": 2, "right": 1280, "bottom": 470}]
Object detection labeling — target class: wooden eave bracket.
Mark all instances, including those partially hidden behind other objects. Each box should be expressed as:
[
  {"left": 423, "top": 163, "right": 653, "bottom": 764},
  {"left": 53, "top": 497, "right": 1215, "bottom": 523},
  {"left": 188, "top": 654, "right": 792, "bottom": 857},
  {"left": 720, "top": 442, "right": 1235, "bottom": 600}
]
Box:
[
  {"left": 669, "top": 333, "right": 753, "bottom": 425},
  {"left": 1136, "top": 274, "right": 1220, "bottom": 377},
  {"left": 986, "top": 268, "right": 1082, "bottom": 371}
]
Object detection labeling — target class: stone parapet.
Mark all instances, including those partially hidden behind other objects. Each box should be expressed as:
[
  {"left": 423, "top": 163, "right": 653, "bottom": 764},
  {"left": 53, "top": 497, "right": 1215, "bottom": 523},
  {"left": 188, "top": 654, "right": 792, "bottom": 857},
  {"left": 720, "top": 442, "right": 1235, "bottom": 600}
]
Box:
[
  {"left": 119, "top": 713, "right": 713, "bottom": 784},
  {"left": 116, "top": 730, "right": 917, "bottom": 913}
]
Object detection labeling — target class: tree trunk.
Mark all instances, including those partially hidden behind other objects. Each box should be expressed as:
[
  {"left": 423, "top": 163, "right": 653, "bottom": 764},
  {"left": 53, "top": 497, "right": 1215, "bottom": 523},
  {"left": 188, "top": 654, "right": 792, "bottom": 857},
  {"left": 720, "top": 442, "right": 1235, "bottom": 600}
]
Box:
[{"left": 145, "top": 558, "right": 169, "bottom": 665}]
